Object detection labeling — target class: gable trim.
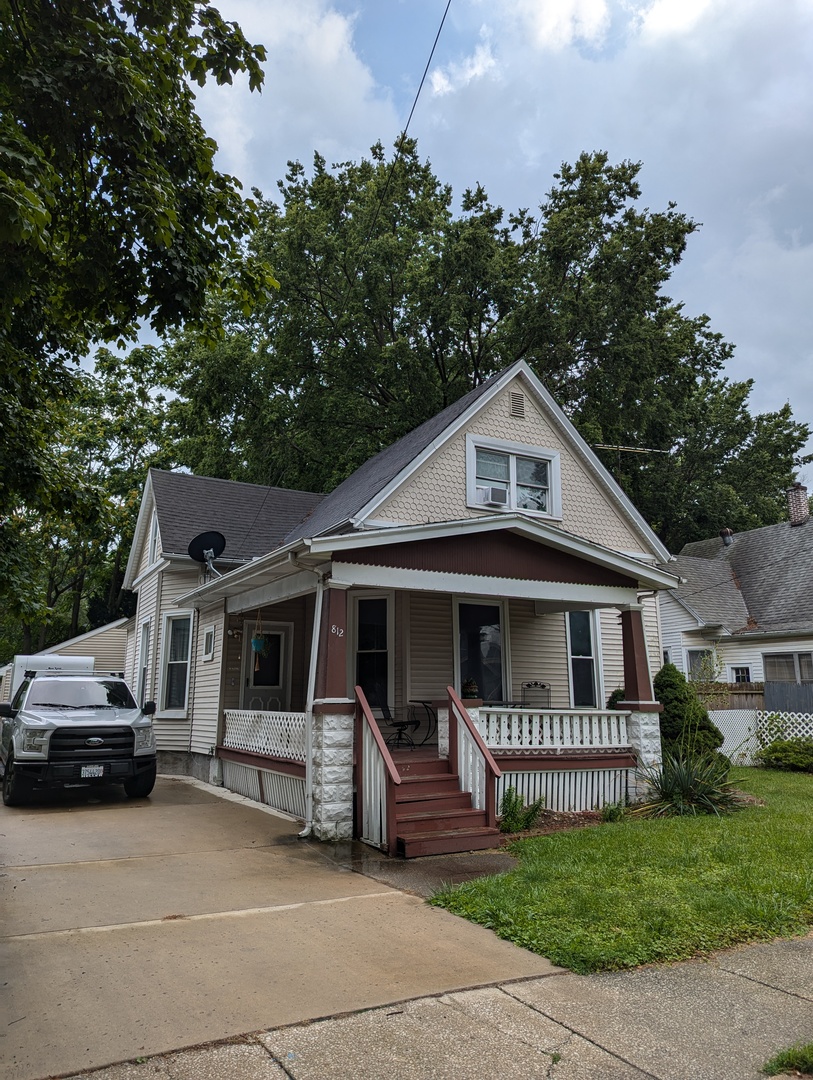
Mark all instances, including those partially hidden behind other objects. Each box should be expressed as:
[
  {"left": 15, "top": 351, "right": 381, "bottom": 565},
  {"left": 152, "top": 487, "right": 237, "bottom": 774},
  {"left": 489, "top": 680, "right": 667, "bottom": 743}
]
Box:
[{"left": 351, "top": 361, "right": 671, "bottom": 563}]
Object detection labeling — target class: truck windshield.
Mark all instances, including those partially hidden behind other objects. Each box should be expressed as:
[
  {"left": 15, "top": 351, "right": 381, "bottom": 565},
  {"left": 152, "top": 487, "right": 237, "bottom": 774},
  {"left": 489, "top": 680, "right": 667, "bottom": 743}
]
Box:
[{"left": 26, "top": 678, "right": 137, "bottom": 710}]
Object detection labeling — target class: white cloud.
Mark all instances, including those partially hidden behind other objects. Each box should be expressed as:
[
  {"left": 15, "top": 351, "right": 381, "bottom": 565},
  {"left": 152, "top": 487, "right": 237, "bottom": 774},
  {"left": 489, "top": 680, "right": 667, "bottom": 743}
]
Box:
[
  {"left": 430, "top": 32, "right": 497, "bottom": 96},
  {"left": 635, "top": 0, "right": 717, "bottom": 40},
  {"left": 474, "top": 0, "right": 611, "bottom": 51}
]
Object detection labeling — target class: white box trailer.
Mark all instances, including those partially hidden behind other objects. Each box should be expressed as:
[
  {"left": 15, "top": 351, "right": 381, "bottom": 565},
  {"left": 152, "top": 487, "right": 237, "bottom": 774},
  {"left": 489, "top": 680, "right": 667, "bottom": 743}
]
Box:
[{"left": 7, "top": 655, "right": 95, "bottom": 701}]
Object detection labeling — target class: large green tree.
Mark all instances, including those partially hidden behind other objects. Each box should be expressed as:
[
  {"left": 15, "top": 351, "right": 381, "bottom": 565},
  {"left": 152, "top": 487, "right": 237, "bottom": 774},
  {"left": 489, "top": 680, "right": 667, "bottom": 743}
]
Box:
[
  {"left": 0, "top": 0, "right": 275, "bottom": 530},
  {"left": 166, "top": 144, "right": 810, "bottom": 544}
]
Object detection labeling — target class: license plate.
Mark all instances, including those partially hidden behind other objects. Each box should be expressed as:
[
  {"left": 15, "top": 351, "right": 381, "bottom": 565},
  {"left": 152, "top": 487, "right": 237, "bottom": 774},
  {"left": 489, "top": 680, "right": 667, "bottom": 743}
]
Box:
[{"left": 81, "top": 765, "right": 105, "bottom": 778}]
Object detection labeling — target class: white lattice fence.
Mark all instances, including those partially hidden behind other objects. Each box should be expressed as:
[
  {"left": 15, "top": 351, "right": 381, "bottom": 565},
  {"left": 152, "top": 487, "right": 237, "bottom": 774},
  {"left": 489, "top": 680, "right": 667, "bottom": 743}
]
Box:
[
  {"left": 711, "top": 709, "right": 813, "bottom": 765},
  {"left": 222, "top": 710, "right": 307, "bottom": 762}
]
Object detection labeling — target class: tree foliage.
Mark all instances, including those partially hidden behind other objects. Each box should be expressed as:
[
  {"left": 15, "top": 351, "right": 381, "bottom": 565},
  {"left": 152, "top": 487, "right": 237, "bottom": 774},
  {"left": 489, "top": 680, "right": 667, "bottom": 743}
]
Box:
[
  {"left": 0, "top": 0, "right": 274, "bottom": 526},
  {"left": 165, "top": 144, "right": 810, "bottom": 546},
  {"left": 653, "top": 663, "right": 724, "bottom": 757}
]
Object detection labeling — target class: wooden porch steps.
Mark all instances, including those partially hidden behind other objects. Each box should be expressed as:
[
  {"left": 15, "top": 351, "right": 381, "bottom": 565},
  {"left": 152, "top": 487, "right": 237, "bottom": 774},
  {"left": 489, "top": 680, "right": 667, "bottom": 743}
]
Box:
[{"left": 392, "top": 752, "right": 501, "bottom": 858}]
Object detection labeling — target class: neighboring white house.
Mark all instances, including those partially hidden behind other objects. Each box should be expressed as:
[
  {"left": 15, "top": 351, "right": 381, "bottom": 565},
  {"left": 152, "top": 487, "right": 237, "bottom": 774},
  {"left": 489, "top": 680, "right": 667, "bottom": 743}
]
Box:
[
  {"left": 0, "top": 617, "right": 132, "bottom": 701},
  {"left": 660, "top": 483, "right": 813, "bottom": 707},
  {"left": 122, "top": 360, "right": 679, "bottom": 854}
]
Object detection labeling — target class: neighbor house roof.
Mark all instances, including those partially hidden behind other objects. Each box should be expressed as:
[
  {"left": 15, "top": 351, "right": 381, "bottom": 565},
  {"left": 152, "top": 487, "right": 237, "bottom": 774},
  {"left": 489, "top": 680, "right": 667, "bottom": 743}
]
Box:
[
  {"left": 671, "top": 518, "right": 813, "bottom": 635},
  {"left": 149, "top": 470, "right": 325, "bottom": 562}
]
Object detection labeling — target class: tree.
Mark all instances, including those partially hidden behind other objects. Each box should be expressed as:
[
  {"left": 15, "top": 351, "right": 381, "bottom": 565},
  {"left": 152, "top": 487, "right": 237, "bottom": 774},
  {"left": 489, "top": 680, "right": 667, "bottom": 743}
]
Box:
[
  {"left": 0, "top": 0, "right": 275, "bottom": 530},
  {"left": 0, "top": 346, "right": 177, "bottom": 661},
  {"left": 165, "top": 143, "right": 809, "bottom": 544}
]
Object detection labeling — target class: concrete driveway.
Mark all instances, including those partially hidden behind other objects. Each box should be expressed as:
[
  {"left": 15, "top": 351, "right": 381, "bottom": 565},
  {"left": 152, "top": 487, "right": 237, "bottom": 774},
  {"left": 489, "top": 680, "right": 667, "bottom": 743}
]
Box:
[{"left": 0, "top": 777, "right": 555, "bottom": 1080}]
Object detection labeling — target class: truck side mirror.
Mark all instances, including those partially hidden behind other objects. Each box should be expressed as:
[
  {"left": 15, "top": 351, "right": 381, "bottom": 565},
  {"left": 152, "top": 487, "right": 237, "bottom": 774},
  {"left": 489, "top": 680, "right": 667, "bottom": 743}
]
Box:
[
  {"left": 0, "top": 702, "right": 15, "bottom": 718},
  {"left": 142, "top": 701, "right": 157, "bottom": 715}
]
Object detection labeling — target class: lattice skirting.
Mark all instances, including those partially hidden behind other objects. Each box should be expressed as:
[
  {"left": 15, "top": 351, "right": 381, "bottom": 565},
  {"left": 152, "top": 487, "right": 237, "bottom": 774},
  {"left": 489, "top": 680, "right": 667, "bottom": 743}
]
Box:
[
  {"left": 496, "top": 768, "right": 632, "bottom": 813},
  {"left": 222, "top": 760, "right": 306, "bottom": 819}
]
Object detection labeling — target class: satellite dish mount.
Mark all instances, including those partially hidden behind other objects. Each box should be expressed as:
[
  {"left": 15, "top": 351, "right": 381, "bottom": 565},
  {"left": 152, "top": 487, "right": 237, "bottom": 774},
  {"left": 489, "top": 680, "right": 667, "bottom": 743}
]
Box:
[{"left": 187, "top": 531, "right": 227, "bottom": 580}]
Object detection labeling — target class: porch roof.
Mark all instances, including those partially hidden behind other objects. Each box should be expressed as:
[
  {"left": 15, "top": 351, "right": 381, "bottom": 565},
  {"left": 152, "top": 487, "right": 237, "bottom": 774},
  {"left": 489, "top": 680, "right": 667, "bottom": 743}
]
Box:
[{"left": 175, "top": 514, "right": 679, "bottom": 611}]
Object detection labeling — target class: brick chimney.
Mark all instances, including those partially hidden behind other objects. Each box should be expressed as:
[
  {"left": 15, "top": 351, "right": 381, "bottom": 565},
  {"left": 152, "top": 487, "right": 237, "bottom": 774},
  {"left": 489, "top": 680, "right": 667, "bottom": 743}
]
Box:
[{"left": 787, "top": 482, "right": 810, "bottom": 527}]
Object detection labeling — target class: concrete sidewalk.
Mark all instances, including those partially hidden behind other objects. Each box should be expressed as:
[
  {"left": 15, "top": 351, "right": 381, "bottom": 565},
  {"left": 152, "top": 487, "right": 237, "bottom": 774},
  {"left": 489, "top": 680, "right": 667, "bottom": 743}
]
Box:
[{"left": 59, "top": 934, "right": 812, "bottom": 1080}]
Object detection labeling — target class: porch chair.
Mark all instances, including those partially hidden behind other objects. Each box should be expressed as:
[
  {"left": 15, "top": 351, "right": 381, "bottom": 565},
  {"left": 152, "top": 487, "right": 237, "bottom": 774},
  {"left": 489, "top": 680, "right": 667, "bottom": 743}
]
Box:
[
  {"left": 521, "top": 681, "right": 551, "bottom": 708},
  {"left": 371, "top": 686, "right": 420, "bottom": 749}
]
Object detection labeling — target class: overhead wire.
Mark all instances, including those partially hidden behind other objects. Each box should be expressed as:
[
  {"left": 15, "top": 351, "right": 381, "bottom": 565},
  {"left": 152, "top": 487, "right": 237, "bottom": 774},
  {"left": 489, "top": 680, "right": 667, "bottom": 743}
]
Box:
[{"left": 231, "top": 1, "right": 454, "bottom": 557}]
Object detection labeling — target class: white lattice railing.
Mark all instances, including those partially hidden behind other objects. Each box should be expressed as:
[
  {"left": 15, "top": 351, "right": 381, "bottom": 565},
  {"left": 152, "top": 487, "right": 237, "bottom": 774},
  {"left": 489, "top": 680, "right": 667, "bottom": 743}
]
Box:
[
  {"left": 478, "top": 708, "right": 631, "bottom": 753},
  {"left": 222, "top": 710, "right": 307, "bottom": 763}
]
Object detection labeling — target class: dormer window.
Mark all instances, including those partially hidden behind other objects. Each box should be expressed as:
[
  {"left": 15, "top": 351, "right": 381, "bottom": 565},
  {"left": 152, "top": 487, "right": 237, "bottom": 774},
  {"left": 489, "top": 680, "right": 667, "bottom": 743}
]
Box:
[{"left": 466, "top": 435, "right": 561, "bottom": 518}]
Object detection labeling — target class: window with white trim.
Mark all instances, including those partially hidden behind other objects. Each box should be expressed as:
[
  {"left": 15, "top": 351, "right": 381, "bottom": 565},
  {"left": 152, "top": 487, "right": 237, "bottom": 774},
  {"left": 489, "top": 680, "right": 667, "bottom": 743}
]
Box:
[
  {"left": 687, "top": 649, "right": 713, "bottom": 680},
  {"left": 161, "top": 613, "right": 193, "bottom": 712},
  {"left": 567, "top": 610, "right": 599, "bottom": 708},
  {"left": 202, "top": 625, "right": 216, "bottom": 662},
  {"left": 466, "top": 435, "right": 561, "bottom": 518},
  {"left": 763, "top": 652, "right": 813, "bottom": 683},
  {"left": 731, "top": 666, "right": 751, "bottom": 684}
]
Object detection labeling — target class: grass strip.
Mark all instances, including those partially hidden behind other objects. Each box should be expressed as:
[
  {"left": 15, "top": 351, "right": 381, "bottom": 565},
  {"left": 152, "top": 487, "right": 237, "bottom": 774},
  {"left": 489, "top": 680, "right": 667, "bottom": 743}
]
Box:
[
  {"left": 763, "top": 1041, "right": 813, "bottom": 1075},
  {"left": 429, "top": 768, "right": 813, "bottom": 973}
]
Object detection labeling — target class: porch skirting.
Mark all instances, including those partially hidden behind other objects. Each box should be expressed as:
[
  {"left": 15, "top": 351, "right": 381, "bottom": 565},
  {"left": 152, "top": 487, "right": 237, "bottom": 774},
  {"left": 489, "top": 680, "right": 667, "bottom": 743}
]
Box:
[
  {"left": 495, "top": 765, "right": 633, "bottom": 813},
  {"left": 220, "top": 757, "right": 307, "bottom": 819}
]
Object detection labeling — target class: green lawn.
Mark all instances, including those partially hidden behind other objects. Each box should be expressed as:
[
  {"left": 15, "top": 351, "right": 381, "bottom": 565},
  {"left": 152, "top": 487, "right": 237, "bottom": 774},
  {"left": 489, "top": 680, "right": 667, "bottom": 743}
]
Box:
[{"left": 429, "top": 768, "right": 813, "bottom": 974}]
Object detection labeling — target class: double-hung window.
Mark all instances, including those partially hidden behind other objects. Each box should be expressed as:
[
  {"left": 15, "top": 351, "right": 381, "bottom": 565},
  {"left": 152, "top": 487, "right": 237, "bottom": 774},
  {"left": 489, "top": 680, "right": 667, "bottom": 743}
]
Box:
[
  {"left": 162, "top": 613, "right": 193, "bottom": 712},
  {"left": 136, "top": 619, "right": 151, "bottom": 705},
  {"left": 567, "top": 611, "right": 600, "bottom": 708},
  {"left": 466, "top": 435, "right": 561, "bottom": 518}
]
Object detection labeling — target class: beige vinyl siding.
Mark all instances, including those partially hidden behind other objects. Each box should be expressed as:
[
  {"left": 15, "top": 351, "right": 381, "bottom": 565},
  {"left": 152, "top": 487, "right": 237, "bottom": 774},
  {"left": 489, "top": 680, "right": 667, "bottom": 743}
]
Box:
[
  {"left": 599, "top": 608, "right": 624, "bottom": 699},
  {"left": 643, "top": 594, "right": 662, "bottom": 681},
  {"left": 189, "top": 601, "right": 227, "bottom": 754},
  {"left": 40, "top": 621, "right": 130, "bottom": 675},
  {"left": 507, "top": 601, "right": 571, "bottom": 708},
  {"left": 375, "top": 379, "right": 648, "bottom": 555},
  {"left": 153, "top": 568, "right": 199, "bottom": 751},
  {"left": 408, "top": 592, "right": 454, "bottom": 700},
  {"left": 124, "top": 622, "right": 137, "bottom": 687}
]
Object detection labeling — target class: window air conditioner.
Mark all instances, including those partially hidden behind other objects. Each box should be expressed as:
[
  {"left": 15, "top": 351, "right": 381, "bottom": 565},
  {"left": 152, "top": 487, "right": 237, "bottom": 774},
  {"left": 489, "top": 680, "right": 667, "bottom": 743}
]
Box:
[{"left": 483, "top": 486, "right": 508, "bottom": 506}]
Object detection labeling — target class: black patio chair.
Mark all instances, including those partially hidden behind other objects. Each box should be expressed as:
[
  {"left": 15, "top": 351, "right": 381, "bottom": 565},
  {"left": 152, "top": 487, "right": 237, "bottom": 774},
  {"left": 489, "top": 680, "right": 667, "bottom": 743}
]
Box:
[
  {"left": 371, "top": 686, "right": 420, "bottom": 749},
  {"left": 521, "top": 681, "right": 551, "bottom": 708}
]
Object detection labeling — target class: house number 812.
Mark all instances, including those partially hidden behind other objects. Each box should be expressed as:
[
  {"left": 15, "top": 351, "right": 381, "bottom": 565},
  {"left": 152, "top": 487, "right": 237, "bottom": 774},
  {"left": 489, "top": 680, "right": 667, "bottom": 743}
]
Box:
[{"left": 331, "top": 624, "right": 345, "bottom": 637}]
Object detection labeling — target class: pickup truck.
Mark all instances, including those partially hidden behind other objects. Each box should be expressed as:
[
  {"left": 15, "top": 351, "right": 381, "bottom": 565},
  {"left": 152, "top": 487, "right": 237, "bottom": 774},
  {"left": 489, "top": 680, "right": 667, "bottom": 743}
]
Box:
[{"left": 0, "top": 670, "right": 157, "bottom": 805}]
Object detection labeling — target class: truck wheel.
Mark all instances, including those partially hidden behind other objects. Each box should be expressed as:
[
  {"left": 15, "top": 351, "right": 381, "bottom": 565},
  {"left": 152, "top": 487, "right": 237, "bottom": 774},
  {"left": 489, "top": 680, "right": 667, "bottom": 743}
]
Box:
[
  {"left": 2, "top": 757, "right": 30, "bottom": 806},
  {"left": 123, "top": 764, "right": 156, "bottom": 799}
]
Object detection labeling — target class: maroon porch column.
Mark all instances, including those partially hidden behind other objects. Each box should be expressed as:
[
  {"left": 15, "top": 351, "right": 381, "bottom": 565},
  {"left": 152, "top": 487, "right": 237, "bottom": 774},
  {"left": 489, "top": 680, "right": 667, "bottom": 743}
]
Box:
[
  {"left": 618, "top": 603, "right": 663, "bottom": 776},
  {"left": 314, "top": 586, "right": 349, "bottom": 700}
]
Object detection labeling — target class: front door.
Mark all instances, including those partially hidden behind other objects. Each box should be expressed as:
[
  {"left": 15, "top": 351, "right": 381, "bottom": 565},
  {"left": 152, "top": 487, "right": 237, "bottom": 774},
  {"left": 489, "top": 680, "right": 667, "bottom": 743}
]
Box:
[{"left": 241, "top": 621, "right": 292, "bottom": 711}]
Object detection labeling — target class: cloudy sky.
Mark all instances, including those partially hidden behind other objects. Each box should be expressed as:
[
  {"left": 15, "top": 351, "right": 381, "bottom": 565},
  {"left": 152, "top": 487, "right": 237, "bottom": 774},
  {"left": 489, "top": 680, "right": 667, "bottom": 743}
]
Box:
[{"left": 193, "top": 0, "right": 813, "bottom": 459}]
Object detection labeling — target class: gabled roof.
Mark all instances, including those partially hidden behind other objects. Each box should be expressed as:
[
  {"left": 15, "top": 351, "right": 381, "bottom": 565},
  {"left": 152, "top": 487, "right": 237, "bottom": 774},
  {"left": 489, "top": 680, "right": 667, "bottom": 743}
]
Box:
[
  {"left": 281, "top": 373, "right": 500, "bottom": 544},
  {"left": 149, "top": 470, "right": 325, "bottom": 561},
  {"left": 124, "top": 469, "right": 325, "bottom": 587},
  {"left": 283, "top": 360, "right": 671, "bottom": 563},
  {"left": 673, "top": 518, "right": 813, "bottom": 635},
  {"left": 666, "top": 555, "right": 749, "bottom": 632}
]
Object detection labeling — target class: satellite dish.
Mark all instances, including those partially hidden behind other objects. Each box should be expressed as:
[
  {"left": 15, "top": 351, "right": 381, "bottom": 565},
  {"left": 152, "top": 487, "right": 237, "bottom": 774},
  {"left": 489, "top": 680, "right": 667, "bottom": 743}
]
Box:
[{"left": 187, "top": 531, "right": 226, "bottom": 579}]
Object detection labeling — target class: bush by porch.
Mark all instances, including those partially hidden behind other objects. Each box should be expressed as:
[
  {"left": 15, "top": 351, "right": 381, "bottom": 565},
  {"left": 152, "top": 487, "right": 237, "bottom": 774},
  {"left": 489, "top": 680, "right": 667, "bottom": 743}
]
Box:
[{"left": 430, "top": 767, "right": 813, "bottom": 974}]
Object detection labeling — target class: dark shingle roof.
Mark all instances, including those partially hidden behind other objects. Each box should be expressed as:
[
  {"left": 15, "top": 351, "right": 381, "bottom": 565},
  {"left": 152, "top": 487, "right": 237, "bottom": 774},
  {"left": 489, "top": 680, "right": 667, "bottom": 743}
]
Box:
[
  {"left": 281, "top": 369, "right": 509, "bottom": 544},
  {"left": 676, "top": 519, "right": 813, "bottom": 633},
  {"left": 150, "top": 470, "right": 325, "bottom": 561},
  {"left": 668, "top": 555, "right": 749, "bottom": 631}
]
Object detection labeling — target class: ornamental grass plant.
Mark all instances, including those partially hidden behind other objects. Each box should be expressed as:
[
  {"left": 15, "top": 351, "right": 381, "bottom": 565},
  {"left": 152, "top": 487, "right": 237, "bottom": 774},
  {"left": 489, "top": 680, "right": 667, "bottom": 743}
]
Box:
[
  {"left": 631, "top": 751, "right": 744, "bottom": 818},
  {"left": 430, "top": 768, "right": 813, "bottom": 974}
]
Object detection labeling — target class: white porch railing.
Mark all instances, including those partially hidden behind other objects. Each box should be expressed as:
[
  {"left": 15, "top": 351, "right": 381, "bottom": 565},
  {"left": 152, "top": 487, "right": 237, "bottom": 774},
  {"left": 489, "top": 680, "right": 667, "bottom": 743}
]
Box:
[
  {"left": 355, "top": 686, "right": 401, "bottom": 852},
  {"left": 448, "top": 687, "right": 500, "bottom": 829},
  {"left": 478, "top": 707, "right": 631, "bottom": 753},
  {"left": 222, "top": 709, "right": 307, "bottom": 762}
]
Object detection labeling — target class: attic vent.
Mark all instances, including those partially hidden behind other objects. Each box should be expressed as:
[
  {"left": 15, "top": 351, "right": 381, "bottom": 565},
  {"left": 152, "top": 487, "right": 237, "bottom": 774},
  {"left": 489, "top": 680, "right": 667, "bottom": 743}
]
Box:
[{"left": 510, "top": 391, "right": 525, "bottom": 418}]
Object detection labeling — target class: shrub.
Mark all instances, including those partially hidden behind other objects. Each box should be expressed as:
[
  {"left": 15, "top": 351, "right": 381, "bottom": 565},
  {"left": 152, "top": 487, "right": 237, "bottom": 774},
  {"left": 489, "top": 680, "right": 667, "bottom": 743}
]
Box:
[
  {"left": 499, "top": 786, "right": 544, "bottom": 832},
  {"left": 600, "top": 800, "right": 626, "bottom": 823},
  {"left": 755, "top": 737, "right": 813, "bottom": 773},
  {"left": 653, "top": 663, "right": 724, "bottom": 756},
  {"left": 606, "top": 687, "right": 626, "bottom": 710},
  {"left": 631, "top": 751, "right": 742, "bottom": 817}
]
